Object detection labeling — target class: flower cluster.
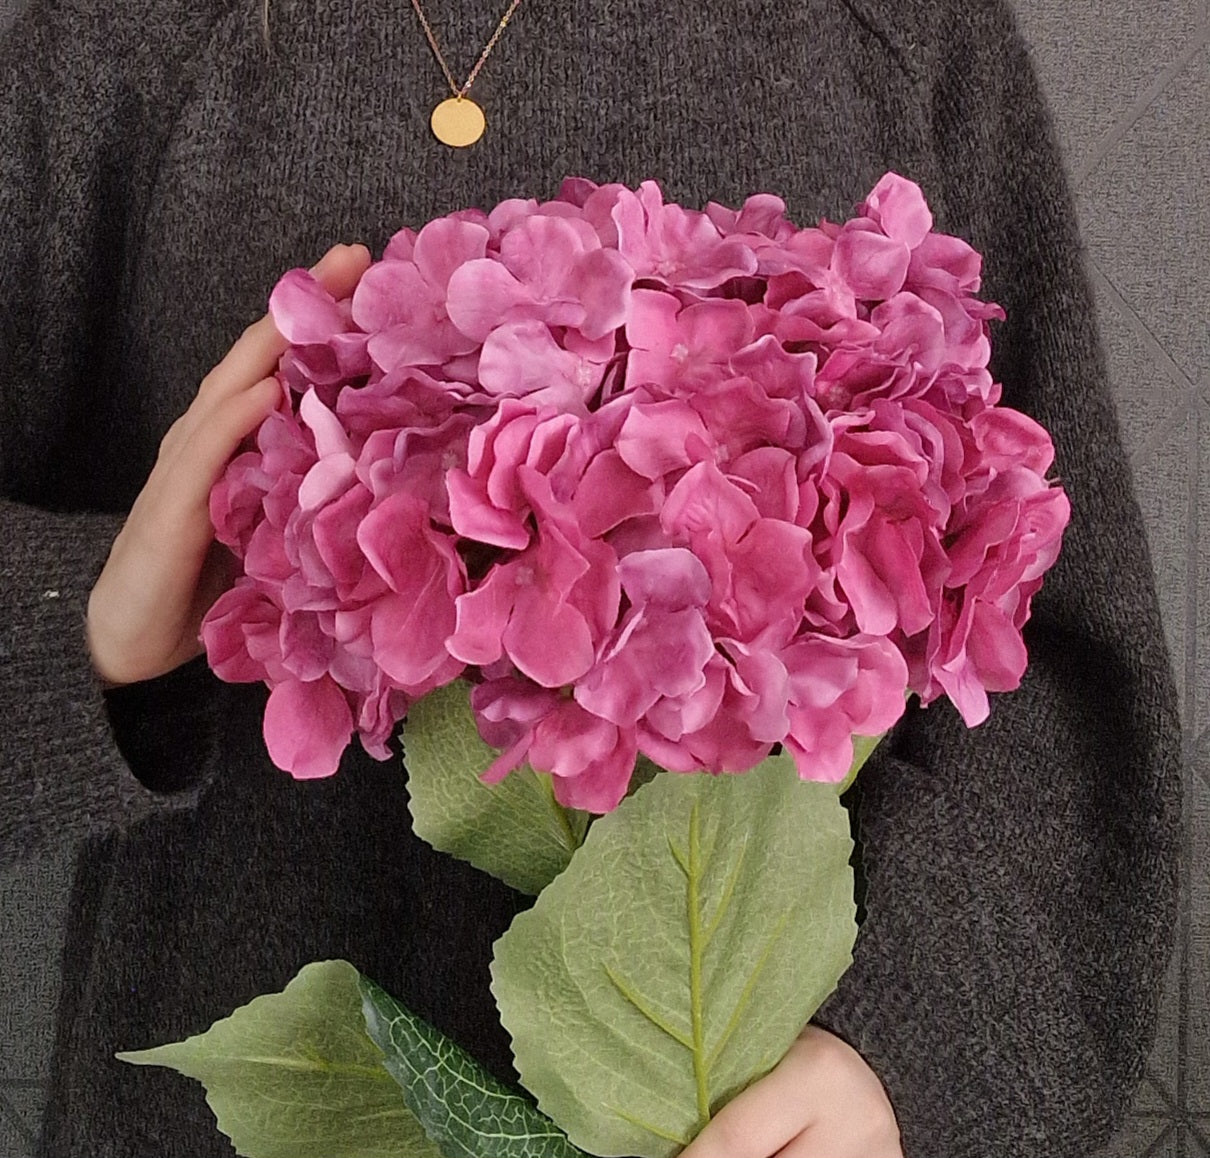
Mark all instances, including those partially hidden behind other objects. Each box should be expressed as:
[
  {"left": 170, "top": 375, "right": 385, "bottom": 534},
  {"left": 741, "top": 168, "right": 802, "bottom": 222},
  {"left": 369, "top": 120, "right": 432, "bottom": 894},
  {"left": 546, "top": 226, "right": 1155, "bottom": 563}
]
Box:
[{"left": 202, "top": 174, "right": 1069, "bottom": 809}]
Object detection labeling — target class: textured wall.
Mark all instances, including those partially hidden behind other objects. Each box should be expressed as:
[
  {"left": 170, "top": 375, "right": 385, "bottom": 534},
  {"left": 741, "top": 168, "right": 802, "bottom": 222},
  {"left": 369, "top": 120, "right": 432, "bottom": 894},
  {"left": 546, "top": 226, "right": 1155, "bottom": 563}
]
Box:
[
  {"left": 0, "top": 0, "right": 1206, "bottom": 1155},
  {"left": 1010, "top": 3, "right": 1209, "bottom": 1155}
]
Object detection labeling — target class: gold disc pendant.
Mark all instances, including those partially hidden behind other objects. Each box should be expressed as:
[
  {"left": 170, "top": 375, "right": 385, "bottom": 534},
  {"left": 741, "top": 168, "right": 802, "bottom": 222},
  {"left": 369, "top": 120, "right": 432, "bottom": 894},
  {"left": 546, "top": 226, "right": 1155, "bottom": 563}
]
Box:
[{"left": 431, "top": 97, "right": 486, "bottom": 147}]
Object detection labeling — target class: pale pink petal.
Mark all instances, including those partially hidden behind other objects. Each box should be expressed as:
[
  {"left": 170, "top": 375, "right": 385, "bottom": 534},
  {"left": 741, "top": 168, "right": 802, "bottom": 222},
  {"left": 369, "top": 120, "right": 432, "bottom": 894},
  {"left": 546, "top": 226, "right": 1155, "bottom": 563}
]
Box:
[
  {"left": 413, "top": 217, "right": 491, "bottom": 291},
  {"left": 860, "top": 173, "right": 934, "bottom": 248},
  {"left": 445, "top": 260, "right": 535, "bottom": 342}
]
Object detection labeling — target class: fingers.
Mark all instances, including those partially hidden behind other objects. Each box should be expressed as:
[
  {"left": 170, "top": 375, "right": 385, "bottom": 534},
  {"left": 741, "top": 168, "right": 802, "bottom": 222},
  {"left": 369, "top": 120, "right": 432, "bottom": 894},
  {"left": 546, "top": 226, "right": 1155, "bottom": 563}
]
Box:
[
  {"left": 677, "top": 1028, "right": 903, "bottom": 1158},
  {"left": 86, "top": 243, "right": 373, "bottom": 685},
  {"left": 197, "top": 242, "right": 372, "bottom": 405},
  {"left": 153, "top": 376, "right": 281, "bottom": 525},
  {"left": 160, "top": 241, "right": 372, "bottom": 510},
  {"left": 677, "top": 1059, "right": 811, "bottom": 1158},
  {"left": 773, "top": 1123, "right": 904, "bottom": 1158}
]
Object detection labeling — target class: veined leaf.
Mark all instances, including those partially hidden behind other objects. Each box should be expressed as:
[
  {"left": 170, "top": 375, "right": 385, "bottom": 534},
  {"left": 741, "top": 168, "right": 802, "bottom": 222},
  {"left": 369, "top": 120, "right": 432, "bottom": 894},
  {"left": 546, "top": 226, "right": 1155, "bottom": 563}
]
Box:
[
  {"left": 490, "top": 753, "right": 857, "bottom": 1158},
  {"left": 117, "top": 960, "right": 442, "bottom": 1158},
  {"left": 404, "top": 680, "right": 589, "bottom": 895},
  {"left": 359, "top": 974, "right": 587, "bottom": 1158}
]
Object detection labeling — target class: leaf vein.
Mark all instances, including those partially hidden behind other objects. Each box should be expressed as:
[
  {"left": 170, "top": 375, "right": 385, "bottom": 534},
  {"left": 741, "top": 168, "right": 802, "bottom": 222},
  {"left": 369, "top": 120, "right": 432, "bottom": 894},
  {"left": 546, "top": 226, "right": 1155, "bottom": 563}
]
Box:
[
  {"left": 605, "top": 1103, "right": 692, "bottom": 1146},
  {"left": 602, "top": 965, "right": 692, "bottom": 1051},
  {"left": 707, "top": 906, "right": 795, "bottom": 1070}
]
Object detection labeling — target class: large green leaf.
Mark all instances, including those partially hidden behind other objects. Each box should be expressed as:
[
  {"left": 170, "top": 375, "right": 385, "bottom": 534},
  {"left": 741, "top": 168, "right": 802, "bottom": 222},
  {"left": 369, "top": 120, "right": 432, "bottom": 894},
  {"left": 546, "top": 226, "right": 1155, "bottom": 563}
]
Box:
[
  {"left": 359, "top": 974, "right": 587, "bottom": 1158},
  {"left": 404, "top": 680, "right": 589, "bottom": 894},
  {"left": 116, "top": 960, "right": 441, "bottom": 1158},
  {"left": 490, "top": 753, "right": 858, "bottom": 1158}
]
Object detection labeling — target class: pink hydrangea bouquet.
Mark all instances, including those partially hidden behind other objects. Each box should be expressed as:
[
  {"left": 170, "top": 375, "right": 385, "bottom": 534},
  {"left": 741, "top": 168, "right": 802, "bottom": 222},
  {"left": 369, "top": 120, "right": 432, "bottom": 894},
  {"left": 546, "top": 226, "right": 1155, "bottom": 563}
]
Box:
[{"left": 120, "top": 174, "right": 1069, "bottom": 1158}]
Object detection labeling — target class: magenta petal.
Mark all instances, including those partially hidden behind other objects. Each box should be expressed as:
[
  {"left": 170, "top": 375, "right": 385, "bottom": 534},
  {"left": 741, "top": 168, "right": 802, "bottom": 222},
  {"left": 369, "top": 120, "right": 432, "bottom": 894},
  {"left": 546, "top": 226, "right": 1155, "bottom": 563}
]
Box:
[
  {"left": 243, "top": 519, "right": 293, "bottom": 584},
  {"left": 615, "top": 401, "right": 711, "bottom": 481},
  {"left": 358, "top": 492, "right": 438, "bottom": 593},
  {"left": 617, "top": 547, "right": 711, "bottom": 609},
  {"left": 263, "top": 677, "right": 353, "bottom": 779},
  {"left": 480, "top": 733, "right": 532, "bottom": 785},
  {"left": 527, "top": 702, "right": 638, "bottom": 813},
  {"left": 447, "top": 469, "right": 531, "bottom": 549},
  {"left": 269, "top": 269, "right": 348, "bottom": 345},
  {"left": 351, "top": 260, "right": 431, "bottom": 331},
  {"left": 549, "top": 737, "right": 637, "bottom": 813},
  {"left": 371, "top": 588, "right": 460, "bottom": 688},
  {"left": 572, "top": 451, "right": 660, "bottom": 539},
  {"left": 446, "top": 260, "right": 534, "bottom": 342},
  {"left": 413, "top": 216, "right": 491, "bottom": 291},
  {"left": 479, "top": 321, "right": 601, "bottom": 409},
  {"left": 837, "top": 539, "right": 899, "bottom": 636},
  {"left": 202, "top": 584, "right": 280, "bottom": 683},
  {"left": 661, "top": 462, "right": 761, "bottom": 543},
  {"left": 505, "top": 591, "right": 595, "bottom": 687},
  {"left": 311, "top": 487, "right": 373, "bottom": 592},
  {"left": 965, "top": 600, "right": 1029, "bottom": 693},
  {"left": 447, "top": 574, "right": 515, "bottom": 667},
  {"left": 833, "top": 227, "right": 911, "bottom": 300},
  {"left": 575, "top": 247, "right": 635, "bottom": 339},
  {"left": 297, "top": 455, "right": 356, "bottom": 511},
  {"left": 499, "top": 215, "right": 593, "bottom": 298},
  {"left": 576, "top": 605, "right": 713, "bottom": 725},
  {"left": 861, "top": 173, "right": 934, "bottom": 248},
  {"left": 299, "top": 389, "right": 353, "bottom": 460},
  {"left": 972, "top": 407, "right": 1056, "bottom": 474},
  {"left": 278, "top": 611, "right": 333, "bottom": 682}
]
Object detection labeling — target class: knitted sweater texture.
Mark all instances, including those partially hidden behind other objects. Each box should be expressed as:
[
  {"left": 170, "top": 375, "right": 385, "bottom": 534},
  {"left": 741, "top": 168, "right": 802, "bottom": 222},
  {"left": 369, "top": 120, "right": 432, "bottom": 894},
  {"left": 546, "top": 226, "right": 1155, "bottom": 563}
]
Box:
[{"left": 0, "top": 0, "right": 1182, "bottom": 1155}]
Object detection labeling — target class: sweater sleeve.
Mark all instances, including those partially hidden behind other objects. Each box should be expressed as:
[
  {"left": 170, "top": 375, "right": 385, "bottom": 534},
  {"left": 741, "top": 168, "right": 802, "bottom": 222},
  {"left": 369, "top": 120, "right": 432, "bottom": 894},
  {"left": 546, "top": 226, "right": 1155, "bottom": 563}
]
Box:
[
  {"left": 0, "top": 0, "right": 229, "bottom": 867},
  {"left": 814, "top": 4, "right": 1182, "bottom": 1156}
]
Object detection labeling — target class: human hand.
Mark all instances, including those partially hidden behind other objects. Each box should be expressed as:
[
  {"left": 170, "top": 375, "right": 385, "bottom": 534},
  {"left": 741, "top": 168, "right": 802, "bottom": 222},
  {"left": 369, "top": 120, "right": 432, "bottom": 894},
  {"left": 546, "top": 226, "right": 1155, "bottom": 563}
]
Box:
[
  {"left": 86, "top": 243, "right": 372, "bottom": 686},
  {"left": 677, "top": 1026, "right": 903, "bottom": 1158}
]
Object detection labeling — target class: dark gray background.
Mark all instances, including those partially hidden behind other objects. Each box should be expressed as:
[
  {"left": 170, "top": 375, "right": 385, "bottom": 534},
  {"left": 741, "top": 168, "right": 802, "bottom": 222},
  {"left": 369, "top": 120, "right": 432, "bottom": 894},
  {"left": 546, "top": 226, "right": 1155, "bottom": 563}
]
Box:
[{"left": 0, "top": 0, "right": 1206, "bottom": 1154}]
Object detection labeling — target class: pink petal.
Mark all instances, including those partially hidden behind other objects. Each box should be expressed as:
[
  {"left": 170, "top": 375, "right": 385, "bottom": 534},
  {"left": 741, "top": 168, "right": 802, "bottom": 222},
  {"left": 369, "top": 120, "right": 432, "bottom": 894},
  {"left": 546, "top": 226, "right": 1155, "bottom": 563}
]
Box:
[
  {"left": 478, "top": 321, "right": 603, "bottom": 409},
  {"left": 572, "top": 450, "right": 661, "bottom": 539},
  {"left": 615, "top": 400, "right": 711, "bottom": 482},
  {"left": 504, "top": 590, "right": 595, "bottom": 687},
  {"left": 413, "top": 217, "right": 491, "bottom": 291},
  {"left": 202, "top": 584, "right": 280, "bottom": 683},
  {"left": 350, "top": 260, "right": 430, "bottom": 331},
  {"left": 833, "top": 226, "right": 911, "bottom": 300},
  {"left": 269, "top": 269, "right": 348, "bottom": 345},
  {"left": 263, "top": 677, "right": 353, "bottom": 779},
  {"left": 447, "top": 573, "right": 515, "bottom": 667},
  {"left": 860, "top": 173, "right": 934, "bottom": 249},
  {"left": 445, "top": 260, "right": 535, "bottom": 342},
  {"left": 617, "top": 547, "right": 712, "bottom": 610},
  {"left": 447, "top": 469, "right": 531, "bottom": 549},
  {"left": 371, "top": 587, "right": 461, "bottom": 689}
]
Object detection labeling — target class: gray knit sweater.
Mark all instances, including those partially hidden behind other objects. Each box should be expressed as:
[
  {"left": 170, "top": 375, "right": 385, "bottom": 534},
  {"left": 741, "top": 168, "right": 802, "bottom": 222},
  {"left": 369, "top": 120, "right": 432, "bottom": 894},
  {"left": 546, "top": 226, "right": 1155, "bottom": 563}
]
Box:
[{"left": 0, "top": 0, "right": 1182, "bottom": 1155}]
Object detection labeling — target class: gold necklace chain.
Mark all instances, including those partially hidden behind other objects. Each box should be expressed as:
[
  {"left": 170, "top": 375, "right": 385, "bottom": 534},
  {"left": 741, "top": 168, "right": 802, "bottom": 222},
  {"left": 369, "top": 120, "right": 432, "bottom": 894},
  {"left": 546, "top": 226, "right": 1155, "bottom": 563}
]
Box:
[{"left": 409, "top": 0, "right": 525, "bottom": 147}]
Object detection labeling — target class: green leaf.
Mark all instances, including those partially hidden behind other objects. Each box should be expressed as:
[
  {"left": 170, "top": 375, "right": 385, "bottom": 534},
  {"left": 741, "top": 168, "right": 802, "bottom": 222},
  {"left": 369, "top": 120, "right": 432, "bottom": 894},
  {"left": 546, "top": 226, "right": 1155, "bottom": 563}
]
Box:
[
  {"left": 404, "top": 680, "right": 590, "bottom": 894},
  {"left": 836, "top": 731, "right": 886, "bottom": 795},
  {"left": 490, "top": 753, "right": 857, "bottom": 1158},
  {"left": 359, "top": 974, "right": 588, "bottom": 1158},
  {"left": 117, "top": 960, "right": 442, "bottom": 1158}
]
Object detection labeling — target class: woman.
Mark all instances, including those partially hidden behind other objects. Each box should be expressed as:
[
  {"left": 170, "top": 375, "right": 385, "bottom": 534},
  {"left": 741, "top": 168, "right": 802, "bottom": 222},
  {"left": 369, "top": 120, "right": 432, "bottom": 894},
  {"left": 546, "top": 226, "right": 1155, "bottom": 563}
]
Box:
[{"left": 0, "top": 0, "right": 1181, "bottom": 1154}]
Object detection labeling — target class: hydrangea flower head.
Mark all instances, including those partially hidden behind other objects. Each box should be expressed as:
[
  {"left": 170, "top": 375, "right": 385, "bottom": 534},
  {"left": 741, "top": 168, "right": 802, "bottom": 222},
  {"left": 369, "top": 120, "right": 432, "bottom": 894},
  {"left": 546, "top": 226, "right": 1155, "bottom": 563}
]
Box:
[{"left": 203, "top": 173, "right": 1068, "bottom": 797}]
